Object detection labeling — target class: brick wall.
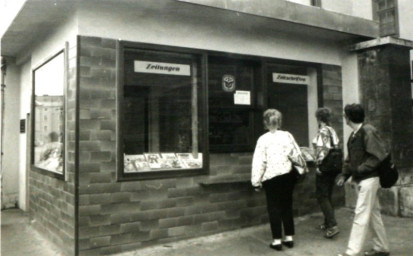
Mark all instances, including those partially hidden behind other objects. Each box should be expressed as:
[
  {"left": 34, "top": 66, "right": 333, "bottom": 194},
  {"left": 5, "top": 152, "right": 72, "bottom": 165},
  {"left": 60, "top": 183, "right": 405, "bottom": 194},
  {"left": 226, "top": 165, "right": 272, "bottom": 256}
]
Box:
[
  {"left": 29, "top": 40, "right": 77, "bottom": 256},
  {"left": 77, "top": 36, "right": 118, "bottom": 255},
  {"left": 321, "top": 64, "right": 344, "bottom": 145},
  {"left": 76, "top": 36, "right": 345, "bottom": 255}
]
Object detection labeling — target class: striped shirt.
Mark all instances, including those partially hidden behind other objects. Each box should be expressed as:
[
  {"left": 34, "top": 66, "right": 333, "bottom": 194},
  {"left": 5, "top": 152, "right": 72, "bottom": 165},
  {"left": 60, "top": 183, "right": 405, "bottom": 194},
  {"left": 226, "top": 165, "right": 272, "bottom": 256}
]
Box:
[{"left": 312, "top": 126, "right": 340, "bottom": 166}]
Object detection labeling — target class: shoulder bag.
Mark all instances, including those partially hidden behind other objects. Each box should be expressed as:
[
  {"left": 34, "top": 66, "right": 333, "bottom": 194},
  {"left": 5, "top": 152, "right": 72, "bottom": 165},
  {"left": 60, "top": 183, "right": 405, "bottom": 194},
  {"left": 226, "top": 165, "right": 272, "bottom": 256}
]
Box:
[
  {"left": 377, "top": 155, "right": 399, "bottom": 188},
  {"left": 319, "top": 128, "right": 343, "bottom": 173},
  {"left": 358, "top": 126, "right": 399, "bottom": 188}
]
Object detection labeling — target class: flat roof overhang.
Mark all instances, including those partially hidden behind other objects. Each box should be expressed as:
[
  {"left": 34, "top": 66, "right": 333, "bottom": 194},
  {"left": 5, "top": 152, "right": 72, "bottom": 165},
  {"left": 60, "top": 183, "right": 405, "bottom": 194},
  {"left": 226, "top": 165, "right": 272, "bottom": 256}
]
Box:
[
  {"left": 1, "top": 0, "right": 379, "bottom": 57},
  {"left": 178, "top": 0, "right": 379, "bottom": 39}
]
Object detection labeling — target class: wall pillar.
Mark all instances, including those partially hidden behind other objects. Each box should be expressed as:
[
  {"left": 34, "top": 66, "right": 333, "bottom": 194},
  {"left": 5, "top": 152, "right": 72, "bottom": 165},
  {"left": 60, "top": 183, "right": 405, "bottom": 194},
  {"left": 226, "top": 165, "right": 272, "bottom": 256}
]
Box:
[{"left": 350, "top": 37, "right": 413, "bottom": 217}]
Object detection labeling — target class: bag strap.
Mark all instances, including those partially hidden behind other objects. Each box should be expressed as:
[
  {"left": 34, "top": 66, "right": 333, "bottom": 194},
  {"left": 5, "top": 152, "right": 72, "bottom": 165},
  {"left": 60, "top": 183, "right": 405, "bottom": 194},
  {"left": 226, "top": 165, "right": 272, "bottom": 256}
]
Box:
[{"left": 327, "top": 126, "right": 339, "bottom": 149}]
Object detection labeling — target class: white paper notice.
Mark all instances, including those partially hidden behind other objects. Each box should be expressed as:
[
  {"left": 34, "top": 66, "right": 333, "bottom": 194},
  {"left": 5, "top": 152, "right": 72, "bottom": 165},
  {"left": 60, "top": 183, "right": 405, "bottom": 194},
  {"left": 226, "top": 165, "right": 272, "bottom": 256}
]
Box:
[{"left": 234, "top": 90, "right": 251, "bottom": 105}]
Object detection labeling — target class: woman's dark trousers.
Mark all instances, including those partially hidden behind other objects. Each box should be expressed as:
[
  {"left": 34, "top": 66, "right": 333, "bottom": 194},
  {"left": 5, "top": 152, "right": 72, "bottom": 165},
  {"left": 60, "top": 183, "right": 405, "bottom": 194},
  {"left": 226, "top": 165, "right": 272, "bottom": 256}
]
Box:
[
  {"left": 263, "top": 172, "right": 296, "bottom": 239},
  {"left": 315, "top": 172, "right": 338, "bottom": 228}
]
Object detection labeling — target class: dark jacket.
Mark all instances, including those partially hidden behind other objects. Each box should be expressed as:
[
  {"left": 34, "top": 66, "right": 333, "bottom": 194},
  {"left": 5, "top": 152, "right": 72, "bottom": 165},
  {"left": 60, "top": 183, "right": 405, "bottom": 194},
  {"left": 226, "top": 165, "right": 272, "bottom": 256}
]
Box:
[{"left": 342, "top": 124, "right": 388, "bottom": 182}]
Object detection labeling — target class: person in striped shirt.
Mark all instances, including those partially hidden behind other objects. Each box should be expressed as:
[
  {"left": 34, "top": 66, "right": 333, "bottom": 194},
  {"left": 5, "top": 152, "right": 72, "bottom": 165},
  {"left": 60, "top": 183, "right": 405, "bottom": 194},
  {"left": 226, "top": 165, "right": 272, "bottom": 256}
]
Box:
[{"left": 312, "top": 107, "right": 341, "bottom": 238}]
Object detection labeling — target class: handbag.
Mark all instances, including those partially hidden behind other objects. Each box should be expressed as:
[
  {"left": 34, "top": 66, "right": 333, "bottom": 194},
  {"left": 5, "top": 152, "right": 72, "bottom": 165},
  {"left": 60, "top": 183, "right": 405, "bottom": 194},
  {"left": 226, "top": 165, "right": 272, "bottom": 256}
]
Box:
[
  {"left": 319, "top": 128, "right": 343, "bottom": 173},
  {"left": 291, "top": 165, "right": 307, "bottom": 183},
  {"left": 377, "top": 155, "right": 399, "bottom": 188}
]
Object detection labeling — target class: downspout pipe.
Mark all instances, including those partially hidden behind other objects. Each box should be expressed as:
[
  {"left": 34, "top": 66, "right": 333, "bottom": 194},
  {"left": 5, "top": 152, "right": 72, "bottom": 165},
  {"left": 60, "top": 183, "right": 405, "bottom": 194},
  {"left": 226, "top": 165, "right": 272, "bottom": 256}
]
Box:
[{"left": 1, "top": 57, "right": 6, "bottom": 209}]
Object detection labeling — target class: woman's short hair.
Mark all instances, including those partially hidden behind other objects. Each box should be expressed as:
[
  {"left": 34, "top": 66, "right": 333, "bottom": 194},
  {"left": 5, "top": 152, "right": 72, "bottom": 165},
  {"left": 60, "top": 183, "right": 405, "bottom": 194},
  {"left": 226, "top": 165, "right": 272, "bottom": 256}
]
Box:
[
  {"left": 344, "top": 104, "right": 365, "bottom": 123},
  {"left": 263, "top": 109, "right": 282, "bottom": 130},
  {"left": 315, "top": 107, "right": 331, "bottom": 125}
]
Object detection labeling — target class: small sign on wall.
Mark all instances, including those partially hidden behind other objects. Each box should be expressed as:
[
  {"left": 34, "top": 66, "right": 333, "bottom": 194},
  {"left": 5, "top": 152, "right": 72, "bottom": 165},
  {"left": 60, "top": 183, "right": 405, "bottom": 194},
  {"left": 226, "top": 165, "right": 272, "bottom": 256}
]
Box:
[
  {"left": 134, "top": 61, "right": 190, "bottom": 76},
  {"left": 273, "top": 73, "right": 309, "bottom": 85},
  {"left": 20, "top": 119, "right": 26, "bottom": 133}
]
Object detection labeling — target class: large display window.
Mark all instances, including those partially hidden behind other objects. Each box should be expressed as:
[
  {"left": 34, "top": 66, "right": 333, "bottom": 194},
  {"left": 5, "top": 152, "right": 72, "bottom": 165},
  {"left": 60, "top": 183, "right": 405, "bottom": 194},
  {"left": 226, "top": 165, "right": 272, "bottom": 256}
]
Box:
[
  {"left": 117, "top": 43, "right": 319, "bottom": 180},
  {"left": 32, "top": 50, "right": 66, "bottom": 178},
  {"left": 118, "top": 45, "right": 206, "bottom": 180}
]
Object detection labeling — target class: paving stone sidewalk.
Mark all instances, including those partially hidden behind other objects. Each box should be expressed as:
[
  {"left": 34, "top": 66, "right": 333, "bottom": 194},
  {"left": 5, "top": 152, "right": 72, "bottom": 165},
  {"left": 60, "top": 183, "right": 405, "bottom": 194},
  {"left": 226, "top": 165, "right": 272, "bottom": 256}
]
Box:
[
  {"left": 2, "top": 207, "right": 412, "bottom": 256},
  {"left": 115, "top": 208, "right": 413, "bottom": 256}
]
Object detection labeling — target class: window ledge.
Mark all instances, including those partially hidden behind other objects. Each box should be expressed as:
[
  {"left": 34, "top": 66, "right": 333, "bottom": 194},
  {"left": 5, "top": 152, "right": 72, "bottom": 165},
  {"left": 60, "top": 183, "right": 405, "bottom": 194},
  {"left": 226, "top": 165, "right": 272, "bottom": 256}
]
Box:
[{"left": 200, "top": 161, "right": 315, "bottom": 186}]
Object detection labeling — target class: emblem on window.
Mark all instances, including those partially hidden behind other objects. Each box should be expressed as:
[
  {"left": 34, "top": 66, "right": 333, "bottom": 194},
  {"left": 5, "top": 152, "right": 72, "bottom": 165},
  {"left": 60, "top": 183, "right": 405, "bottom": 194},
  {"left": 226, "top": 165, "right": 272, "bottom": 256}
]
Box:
[{"left": 222, "top": 75, "right": 236, "bottom": 92}]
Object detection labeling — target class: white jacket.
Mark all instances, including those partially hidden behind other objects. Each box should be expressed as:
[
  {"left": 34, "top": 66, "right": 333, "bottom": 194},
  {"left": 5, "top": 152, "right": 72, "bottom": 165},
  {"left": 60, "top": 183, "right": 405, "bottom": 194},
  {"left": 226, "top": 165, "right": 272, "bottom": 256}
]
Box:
[{"left": 251, "top": 130, "right": 308, "bottom": 187}]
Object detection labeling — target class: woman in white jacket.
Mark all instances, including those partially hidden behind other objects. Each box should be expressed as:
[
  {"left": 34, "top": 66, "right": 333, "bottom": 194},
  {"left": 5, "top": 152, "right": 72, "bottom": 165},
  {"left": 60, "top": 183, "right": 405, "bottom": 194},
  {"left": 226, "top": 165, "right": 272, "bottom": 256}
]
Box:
[{"left": 251, "top": 109, "right": 307, "bottom": 251}]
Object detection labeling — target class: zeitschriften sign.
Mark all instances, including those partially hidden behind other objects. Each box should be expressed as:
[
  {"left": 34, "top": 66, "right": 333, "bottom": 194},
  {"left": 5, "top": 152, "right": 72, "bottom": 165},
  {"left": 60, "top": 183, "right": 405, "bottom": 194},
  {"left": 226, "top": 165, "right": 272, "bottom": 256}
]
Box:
[
  {"left": 134, "top": 61, "right": 190, "bottom": 76},
  {"left": 273, "top": 73, "right": 309, "bottom": 85}
]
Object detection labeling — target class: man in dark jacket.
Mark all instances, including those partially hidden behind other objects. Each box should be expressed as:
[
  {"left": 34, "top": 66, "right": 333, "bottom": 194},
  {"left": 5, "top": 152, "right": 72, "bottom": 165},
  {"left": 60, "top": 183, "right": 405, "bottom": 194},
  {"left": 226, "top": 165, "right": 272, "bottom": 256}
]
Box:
[{"left": 336, "top": 104, "right": 390, "bottom": 256}]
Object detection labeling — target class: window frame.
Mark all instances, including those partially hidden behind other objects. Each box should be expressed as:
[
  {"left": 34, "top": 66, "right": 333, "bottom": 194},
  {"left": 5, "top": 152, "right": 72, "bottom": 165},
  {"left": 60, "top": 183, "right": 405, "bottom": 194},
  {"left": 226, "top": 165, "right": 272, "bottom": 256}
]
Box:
[
  {"left": 31, "top": 49, "right": 66, "bottom": 180},
  {"left": 117, "top": 42, "right": 209, "bottom": 181}
]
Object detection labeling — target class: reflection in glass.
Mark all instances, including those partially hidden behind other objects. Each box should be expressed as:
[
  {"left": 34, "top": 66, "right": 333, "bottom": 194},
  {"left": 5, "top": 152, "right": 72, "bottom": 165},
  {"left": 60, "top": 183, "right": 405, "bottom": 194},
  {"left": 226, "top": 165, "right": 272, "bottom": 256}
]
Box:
[
  {"left": 208, "top": 58, "right": 258, "bottom": 152},
  {"left": 33, "top": 52, "right": 65, "bottom": 175}
]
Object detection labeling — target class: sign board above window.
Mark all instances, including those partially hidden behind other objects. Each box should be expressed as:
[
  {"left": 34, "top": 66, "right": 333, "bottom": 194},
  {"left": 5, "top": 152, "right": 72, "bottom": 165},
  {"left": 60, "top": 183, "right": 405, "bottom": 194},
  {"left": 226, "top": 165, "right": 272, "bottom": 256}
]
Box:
[
  {"left": 273, "top": 73, "right": 309, "bottom": 85},
  {"left": 134, "top": 61, "right": 190, "bottom": 76}
]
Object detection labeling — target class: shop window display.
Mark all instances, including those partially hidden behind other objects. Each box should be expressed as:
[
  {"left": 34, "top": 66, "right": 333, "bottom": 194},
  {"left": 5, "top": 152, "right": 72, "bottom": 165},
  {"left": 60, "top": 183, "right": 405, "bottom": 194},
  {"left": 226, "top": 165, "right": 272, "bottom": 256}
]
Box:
[
  {"left": 32, "top": 51, "right": 65, "bottom": 177},
  {"left": 120, "top": 47, "right": 204, "bottom": 179}
]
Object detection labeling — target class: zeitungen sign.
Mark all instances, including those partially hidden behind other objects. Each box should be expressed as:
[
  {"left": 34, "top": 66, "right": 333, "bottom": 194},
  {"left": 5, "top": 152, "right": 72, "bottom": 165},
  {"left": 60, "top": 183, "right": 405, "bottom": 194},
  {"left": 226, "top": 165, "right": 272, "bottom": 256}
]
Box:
[{"left": 134, "top": 61, "right": 190, "bottom": 76}]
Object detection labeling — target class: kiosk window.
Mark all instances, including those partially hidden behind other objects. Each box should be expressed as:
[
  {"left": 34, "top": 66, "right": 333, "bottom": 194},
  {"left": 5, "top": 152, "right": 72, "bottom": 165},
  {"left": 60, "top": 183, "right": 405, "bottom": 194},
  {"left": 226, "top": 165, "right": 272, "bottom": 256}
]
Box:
[
  {"left": 120, "top": 48, "right": 204, "bottom": 179},
  {"left": 267, "top": 64, "right": 309, "bottom": 147},
  {"left": 208, "top": 57, "right": 262, "bottom": 152}
]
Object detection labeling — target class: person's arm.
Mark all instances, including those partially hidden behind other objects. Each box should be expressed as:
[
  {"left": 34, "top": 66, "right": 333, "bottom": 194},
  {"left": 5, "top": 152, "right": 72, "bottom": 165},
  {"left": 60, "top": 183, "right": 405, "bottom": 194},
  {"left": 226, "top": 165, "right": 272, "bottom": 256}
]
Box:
[
  {"left": 251, "top": 137, "right": 266, "bottom": 188},
  {"left": 313, "top": 127, "right": 330, "bottom": 166},
  {"left": 337, "top": 155, "right": 351, "bottom": 186},
  {"left": 357, "top": 129, "right": 387, "bottom": 174}
]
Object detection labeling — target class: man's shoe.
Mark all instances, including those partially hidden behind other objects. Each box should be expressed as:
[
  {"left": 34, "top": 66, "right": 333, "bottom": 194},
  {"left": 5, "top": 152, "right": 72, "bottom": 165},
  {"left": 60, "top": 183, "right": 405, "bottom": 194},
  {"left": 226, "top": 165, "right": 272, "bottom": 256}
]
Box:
[
  {"left": 364, "top": 249, "right": 390, "bottom": 256},
  {"left": 325, "top": 226, "right": 340, "bottom": 238},
  {"left": 282, "top": 240, "right": 294, "bottom": 248},
  {"left": 269, "top": 243, "right": 282, "bottom": 251}
]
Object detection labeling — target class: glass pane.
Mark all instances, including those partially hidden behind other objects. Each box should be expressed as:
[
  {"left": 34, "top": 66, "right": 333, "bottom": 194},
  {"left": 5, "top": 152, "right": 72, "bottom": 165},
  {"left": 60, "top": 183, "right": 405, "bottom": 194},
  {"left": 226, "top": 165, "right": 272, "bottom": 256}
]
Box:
[
  {"left": 267, "top": 64, "right": 309, "bottom": 146},
  {"left": 33, "top": 52, "right": 65, "bottom": 174},
  {"left": 208, "top": 57, "right": 257, "bottom": 152},
  {"left": 123, "top": 49, "right": 203, "bottom": 173}
]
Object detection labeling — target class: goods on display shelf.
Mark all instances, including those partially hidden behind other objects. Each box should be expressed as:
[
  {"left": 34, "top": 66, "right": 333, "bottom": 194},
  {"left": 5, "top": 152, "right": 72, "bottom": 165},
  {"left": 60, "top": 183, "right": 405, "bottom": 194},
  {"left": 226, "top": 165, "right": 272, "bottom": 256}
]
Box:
[
  {"left": 176, "top": 153, "right": 202, "bottom": 169},
  {"left": 124, "top": 152, "right": 203, "bottom": 172},
  {"left": 161, "top": 153, "right": 185, "bottom": 169},
  {"left": 144, "top": 153, "right": 162, "bottom": 169},
  {"left": 124, "top": 154, "right": 150, "bottom": 173}
]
